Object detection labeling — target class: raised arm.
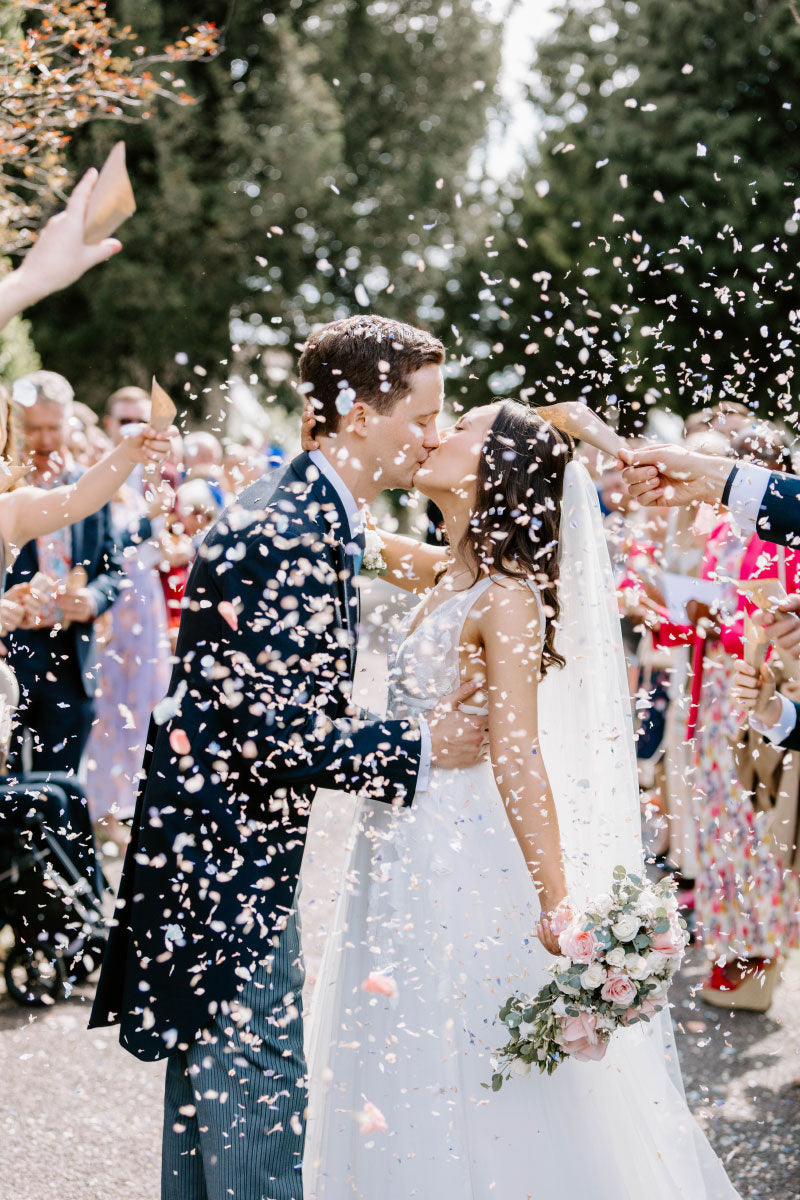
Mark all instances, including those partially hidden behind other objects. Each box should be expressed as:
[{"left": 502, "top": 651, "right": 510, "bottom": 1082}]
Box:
[
  {"left": 376, "top": 526, "right": 448, "bottom": 594},
  {"left": 478, "top": 580, "right": 567, "bottom": 951},
  {"left": 0, "top": 426, "right": 172, "bottom": 554},
  {"left": 0, "top": 170, "right": 122, "bottom": 332}
]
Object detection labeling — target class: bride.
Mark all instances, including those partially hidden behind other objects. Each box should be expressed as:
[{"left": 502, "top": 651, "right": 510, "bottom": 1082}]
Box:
[{"left": 303, "top": 399, "right": 739, "bottom": 1198}]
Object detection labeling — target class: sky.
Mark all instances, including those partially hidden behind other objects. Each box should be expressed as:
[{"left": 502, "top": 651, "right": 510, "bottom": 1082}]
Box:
[{"left": 487, "top": 0, "right": 559, "bottom": 178}]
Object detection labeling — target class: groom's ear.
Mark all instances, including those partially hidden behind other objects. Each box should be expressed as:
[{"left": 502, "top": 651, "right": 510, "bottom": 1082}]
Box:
[{"left": 350, "top": 400, "right": 372, "bottom": 438}]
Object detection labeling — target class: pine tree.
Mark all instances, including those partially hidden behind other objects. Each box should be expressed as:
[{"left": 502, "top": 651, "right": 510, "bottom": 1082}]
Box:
[
  {"left": 30, "top": 0, "right": 502, "bottom": 411},
  {"left": 448, "top": 0, "right": 800, "bottom": 427}
]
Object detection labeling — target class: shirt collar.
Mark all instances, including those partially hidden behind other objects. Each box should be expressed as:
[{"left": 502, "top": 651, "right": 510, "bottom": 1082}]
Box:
[{"left": 309, "top": 449, "right": 364, "bottom": 538}]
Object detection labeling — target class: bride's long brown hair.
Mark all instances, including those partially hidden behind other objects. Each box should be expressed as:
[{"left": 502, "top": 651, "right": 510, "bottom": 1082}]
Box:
[{"left": 459, "top": 400, "right": 573, "bottom": 677}]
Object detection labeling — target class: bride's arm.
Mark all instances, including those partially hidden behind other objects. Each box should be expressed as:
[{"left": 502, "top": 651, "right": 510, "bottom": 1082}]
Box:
[
  {"left": 375, "top": 526, "right": 448, "bottom": 594},
  {"left": 0, "top": 426, "right": 172, "bottom": 551},
  {"left": 477, "top": 581, "right": 568, "bottom": 950}
]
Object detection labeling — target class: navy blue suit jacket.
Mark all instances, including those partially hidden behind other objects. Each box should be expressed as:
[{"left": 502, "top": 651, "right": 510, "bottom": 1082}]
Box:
[
  {"left": 3, "top": 473, "right": 123, "bottom": 699},
  {"left": 89, "top": 454, "right": 423, "bottom": 1059}
]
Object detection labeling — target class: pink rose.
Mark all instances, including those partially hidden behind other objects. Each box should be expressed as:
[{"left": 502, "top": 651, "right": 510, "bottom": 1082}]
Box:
[
  {"left": 600, "top": 971, "right": 637, "bottom": 1007},
  {"left": 558, "top": 925, "right": 598, "bottom": 964},
  {"left": 558, "top": 1011, "right": 608, "bottom": 1062},
  {"left": 570, "top": 1038, "right": 609, "bottom": 1062},
  {"left": 652, "top": 923, "right": 684, "bottom": 958},
  {"left": 621, "top": 998, "right": 662, "bottom": 1026}
]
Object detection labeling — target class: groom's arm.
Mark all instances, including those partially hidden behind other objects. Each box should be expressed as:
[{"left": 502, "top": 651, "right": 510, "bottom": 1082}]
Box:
[{"left": 216, "top": 526, "right": 424, "bottom": 806}]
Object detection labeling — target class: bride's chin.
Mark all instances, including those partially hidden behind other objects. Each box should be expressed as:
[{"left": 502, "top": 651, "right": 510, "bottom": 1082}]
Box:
[{"left": 412, "top": 466, "right": 435, "bottom": 496}]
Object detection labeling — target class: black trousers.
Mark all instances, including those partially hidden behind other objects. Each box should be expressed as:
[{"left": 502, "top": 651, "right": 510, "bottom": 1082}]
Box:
[
  {"left": 7, "top": 664, "right": 94, "bottom": 777},
  {"left": 0, "top": 774, "right": 103, "bottom": 896}
]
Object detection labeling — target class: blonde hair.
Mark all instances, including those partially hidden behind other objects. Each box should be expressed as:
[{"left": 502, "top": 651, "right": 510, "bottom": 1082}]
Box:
[{"left": 0, "top": 383, "right": 19, "bottom": 466}]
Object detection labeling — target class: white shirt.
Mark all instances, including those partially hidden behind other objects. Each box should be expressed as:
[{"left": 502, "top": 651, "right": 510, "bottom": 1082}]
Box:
[{"left": 308, "top": 449, "right": 431, "bottom": 794}]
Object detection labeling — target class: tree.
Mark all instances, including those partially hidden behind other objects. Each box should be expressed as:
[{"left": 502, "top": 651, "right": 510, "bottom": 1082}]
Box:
[
  {"left": 29, "top": 0, "right": 502, "bottom": 411},
  {"left": 446, "top": 0, "right": 800, "bottom": 428},
  {"left": 0, "top": 0, "right": 218, "bottom": 385}
]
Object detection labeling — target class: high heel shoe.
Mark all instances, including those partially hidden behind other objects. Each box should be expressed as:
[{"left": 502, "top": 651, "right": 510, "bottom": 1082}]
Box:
[{"left": 700, "top": 958, "right": 779, "bottom": 1013}]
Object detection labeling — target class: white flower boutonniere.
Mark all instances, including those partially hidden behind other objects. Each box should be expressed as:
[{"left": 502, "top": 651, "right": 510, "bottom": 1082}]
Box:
[{"left": 362, "top": 526, "right": 387, "bottom": 574}]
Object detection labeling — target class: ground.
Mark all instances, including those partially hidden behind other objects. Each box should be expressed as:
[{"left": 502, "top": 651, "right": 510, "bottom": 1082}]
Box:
[{"left": 2, "top": 583, "right": 798, "bottom": 1199}]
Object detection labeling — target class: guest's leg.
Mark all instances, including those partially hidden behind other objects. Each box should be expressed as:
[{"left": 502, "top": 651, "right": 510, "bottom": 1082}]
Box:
[
  {"left": 186, "top": 910, "right": 307, "bottom": 1200},
  {"left": 162, "top": 1050, "right": 209, "bottom": 1200}
]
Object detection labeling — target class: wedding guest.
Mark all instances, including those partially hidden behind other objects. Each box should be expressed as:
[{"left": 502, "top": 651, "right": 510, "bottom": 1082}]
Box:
[
  {"left": 84, "top": 388, "right": 172, "bottom": 846},
  {"left": 222, "top": 441, "right": 264, "bottom": 495},
  {"left": 3, "top": 372, "right": 124, "bottom": 775},
  {"left": 640, "top": 424, "right": 800, "bottom": 1009},
  {"left": 182, "top": 431, "right": 226, "bottom": 503}
]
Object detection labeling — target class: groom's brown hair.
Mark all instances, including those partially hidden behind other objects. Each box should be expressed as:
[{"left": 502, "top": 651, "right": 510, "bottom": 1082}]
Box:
[{"left": 298, "top": 314, "right": 444, "bottom": 435}]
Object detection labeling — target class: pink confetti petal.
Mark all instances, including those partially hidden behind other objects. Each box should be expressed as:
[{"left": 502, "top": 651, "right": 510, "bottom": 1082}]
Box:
[
  {"left": 361, "top": 973, "right": 398, "bottom": 998},
  {"left": 357, "top": 1101, "right": 387, "bottom": 1135},
  {"left": 169, "top": 728, "right": 191, "bottom": 755},
  {"left": 218, "top": 601, "right": 238, "bottom": 630}
]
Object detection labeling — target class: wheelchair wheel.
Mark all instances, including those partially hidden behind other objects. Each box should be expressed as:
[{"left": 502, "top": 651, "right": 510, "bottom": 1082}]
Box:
[{"left": 4, "top": 942, "right": 66, "bottom": 1006}]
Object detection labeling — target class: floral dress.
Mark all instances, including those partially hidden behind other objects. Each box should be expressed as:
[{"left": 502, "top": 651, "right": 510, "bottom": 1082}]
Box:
[
  {"left": 691, "top": 518, "right": 800, "bottom": 962},
  {"left": 84, "top": 488, "right": 170, "bottom": 820}
]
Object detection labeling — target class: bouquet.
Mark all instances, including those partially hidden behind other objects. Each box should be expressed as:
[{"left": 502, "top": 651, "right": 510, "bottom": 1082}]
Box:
[{"left": 490, "top": 867, "right": 688, "bottom": 1088}]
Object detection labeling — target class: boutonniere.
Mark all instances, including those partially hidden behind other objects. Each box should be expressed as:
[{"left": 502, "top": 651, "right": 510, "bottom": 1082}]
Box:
[{"left": 362, "top": 526, "right": 387, "bottom": 574}]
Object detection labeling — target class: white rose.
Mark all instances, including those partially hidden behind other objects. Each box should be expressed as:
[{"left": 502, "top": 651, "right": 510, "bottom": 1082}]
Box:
[
  {"left": 519, "top": 1020, "right": 537, "bottom": 1040},
  {"left": 611, "top": 914, "right": 640, "bottom": 942},
  {"left": 592, "top": 892, "right": 614, "bottom": 917},
  {"left": 646, "top": 950, "right": 668, "bottom": 975},
  {"left": 510, "top": 1057, "right": 532, "bottom": 1077},
  {"left": 606, "top": 946, "right": 626, "bottom": 968},
  {"left": 580, "top": 962, "right": 607, "bottom": 989},
  {"left": 624, "top": 953, "right": 650, "bottom": 981},
  {"left": 649, "top": 980, "right": 670, "bottom": 1002}
]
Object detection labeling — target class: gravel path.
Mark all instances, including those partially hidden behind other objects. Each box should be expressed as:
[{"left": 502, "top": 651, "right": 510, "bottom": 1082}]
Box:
[{"left": 1, "top": 582, "right": 798, "bottom": 1199}]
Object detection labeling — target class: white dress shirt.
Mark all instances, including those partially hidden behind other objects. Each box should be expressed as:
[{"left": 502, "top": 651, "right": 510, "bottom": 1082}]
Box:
[
  {"left": 308, "top": 450, "right": 431, "bottom": 794},
  {"left": 725, "top": 463, "right": 772, "bottom": 533}
]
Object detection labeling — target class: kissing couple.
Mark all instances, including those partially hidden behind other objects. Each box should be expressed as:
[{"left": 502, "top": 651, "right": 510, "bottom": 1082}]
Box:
[{"left": 90, "top": 315, "right": 739, "bottom": 1199}]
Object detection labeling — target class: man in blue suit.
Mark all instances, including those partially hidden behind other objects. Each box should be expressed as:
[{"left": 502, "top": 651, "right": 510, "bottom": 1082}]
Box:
[
  {"left": 4, "top": 370, "right": 123, "bottom": 774},
  {"left": 621, "top": 440, "right": 800, "bottom": 751},
  {"left": 90, "top": 316, "right": 487, "bottom": 1200}
]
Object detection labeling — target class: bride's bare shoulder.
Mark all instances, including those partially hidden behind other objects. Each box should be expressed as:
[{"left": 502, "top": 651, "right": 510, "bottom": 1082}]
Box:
[{"left": 470, "top": 575, "right": 542, "bottom": 635}]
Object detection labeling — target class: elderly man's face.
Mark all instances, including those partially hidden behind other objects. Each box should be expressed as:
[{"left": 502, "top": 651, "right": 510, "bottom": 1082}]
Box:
[
  {"left": 106, "top": 397, "right": 150, "bottom": 446},
  {"left": 24, "top": 401, "right": 70, "bottom": 473}
]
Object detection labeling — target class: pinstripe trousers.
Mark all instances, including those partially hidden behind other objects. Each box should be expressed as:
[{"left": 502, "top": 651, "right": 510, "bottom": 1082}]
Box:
[{"left": 161, "top": 909, "right": 307, "bottom": 1200}]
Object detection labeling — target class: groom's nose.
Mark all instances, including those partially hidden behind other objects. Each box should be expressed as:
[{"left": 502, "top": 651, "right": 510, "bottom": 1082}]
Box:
[{"left": 423, "top": 424, "right": 440, "bottom": 451}]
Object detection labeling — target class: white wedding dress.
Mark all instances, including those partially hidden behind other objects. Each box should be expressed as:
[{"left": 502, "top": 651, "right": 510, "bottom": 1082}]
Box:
[{"left": 305, "top": 464, "right": 739, "bottom": 1199}]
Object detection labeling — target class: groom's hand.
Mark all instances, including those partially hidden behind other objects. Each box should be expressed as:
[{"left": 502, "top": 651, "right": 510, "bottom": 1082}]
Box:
[
  {"left": 619, "top": 445, "right": 732, "bottom": 508},
  {"left": 429, "top": 679, "right": 489, "bottom": 768}
]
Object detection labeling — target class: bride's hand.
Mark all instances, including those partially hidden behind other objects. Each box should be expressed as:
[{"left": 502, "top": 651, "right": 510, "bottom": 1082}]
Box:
[
  {"left": 535, "top": 901, "right": 572, "bottom": 956},
  {"left": 301, "top": 401, "right": 320, "bottom": 452}
]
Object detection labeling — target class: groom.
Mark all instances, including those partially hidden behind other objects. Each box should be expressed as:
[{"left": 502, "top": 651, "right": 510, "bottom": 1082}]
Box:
[{"left": 90, "top": 315, "right": 486, "bottom": 1200}]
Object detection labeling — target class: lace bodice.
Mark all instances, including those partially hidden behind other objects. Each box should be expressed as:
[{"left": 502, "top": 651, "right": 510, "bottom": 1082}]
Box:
[{"left": 386, "top": 575, "right": 544, "bottom": 719}]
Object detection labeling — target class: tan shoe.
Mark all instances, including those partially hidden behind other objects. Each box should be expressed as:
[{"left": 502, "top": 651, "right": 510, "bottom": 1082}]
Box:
[{"left": 700, "top": 958, "right": 779, "bottom": 1013}]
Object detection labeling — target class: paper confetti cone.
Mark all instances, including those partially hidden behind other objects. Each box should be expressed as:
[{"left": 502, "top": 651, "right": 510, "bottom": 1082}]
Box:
[
  {"left": 150, "top": 377, "right": 177, "bottom": 433},
  {"left": 84, "top": 141, "right": 137, "bottom": 244}
]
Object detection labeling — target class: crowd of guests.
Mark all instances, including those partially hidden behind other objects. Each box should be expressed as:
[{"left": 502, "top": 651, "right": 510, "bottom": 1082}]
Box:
[
  {"left": 0, "top": 368, "right": 283, "bottom": 849},
  {"left": 592, "top": 400, "right": 800, "bottom": 1014}
]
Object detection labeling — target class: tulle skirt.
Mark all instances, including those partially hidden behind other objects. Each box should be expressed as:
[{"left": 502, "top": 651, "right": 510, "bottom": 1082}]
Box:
[{"left": 304, "top": 761, "right": 740, "bottom": 1199}]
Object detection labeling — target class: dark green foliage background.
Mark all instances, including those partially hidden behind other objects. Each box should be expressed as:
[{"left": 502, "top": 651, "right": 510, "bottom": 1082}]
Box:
[{"left": 18, "top": 0, "right": 800, "bottom": 427}]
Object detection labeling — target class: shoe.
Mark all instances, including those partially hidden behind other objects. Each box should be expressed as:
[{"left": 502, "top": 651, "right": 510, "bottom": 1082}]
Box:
[{"left": 700, "top": 958, "right": 779, "bottom": 1013}]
